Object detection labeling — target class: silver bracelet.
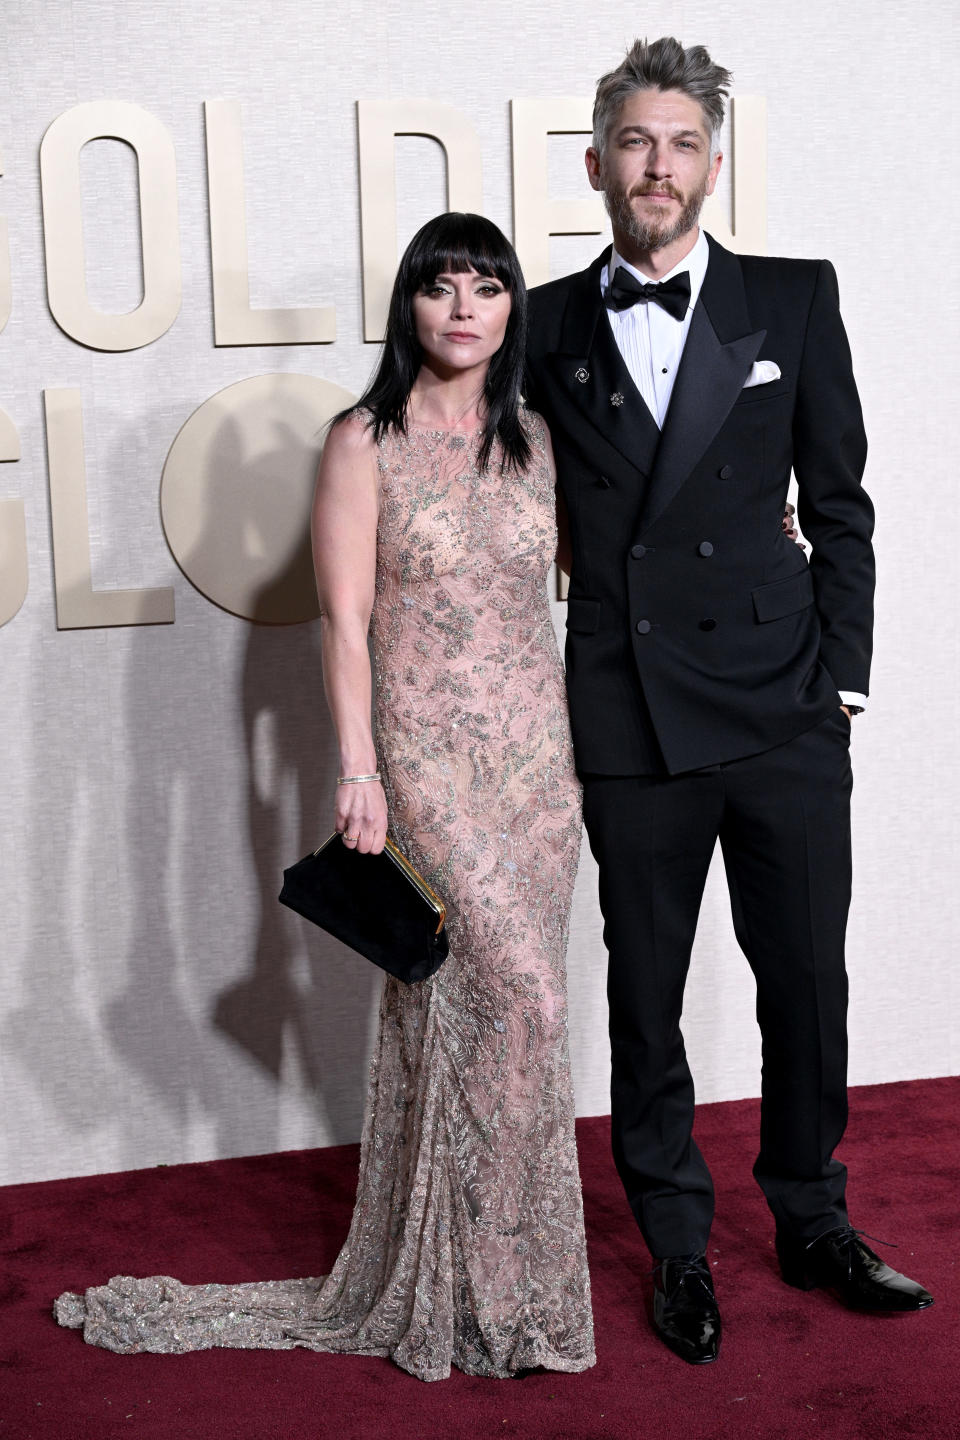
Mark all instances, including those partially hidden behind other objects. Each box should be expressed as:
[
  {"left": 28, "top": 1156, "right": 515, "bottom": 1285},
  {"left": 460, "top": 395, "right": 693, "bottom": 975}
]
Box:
[{"left": 337, "top": 772, "right": 382, "bottom": 786}]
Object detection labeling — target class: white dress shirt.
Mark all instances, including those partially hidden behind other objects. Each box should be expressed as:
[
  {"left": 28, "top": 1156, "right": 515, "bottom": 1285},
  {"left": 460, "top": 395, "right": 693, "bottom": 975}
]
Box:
[
  {"left": 600, "top": 228, "right": 866, "bottom": 711},
  {"left": 601, "top": 227, "right": 710, "bottom": 429}
]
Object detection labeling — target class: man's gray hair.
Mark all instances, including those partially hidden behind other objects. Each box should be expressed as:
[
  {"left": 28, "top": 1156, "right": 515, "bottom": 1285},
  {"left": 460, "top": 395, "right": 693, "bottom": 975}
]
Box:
[{"left": 592, "top": 37, "right": 732, "bottom": 158}]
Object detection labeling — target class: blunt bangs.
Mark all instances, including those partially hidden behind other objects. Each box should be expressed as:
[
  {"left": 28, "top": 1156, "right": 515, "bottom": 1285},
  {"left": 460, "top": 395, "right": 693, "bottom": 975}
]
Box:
[{"left": 405, "top": 216, "right": 519, "bottom": 293}]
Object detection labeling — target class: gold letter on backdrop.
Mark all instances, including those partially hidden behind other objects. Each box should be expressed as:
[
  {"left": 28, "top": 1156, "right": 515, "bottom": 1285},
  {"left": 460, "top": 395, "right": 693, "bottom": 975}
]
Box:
[
  {"left": 358, "top": 101, "right": 483, "bottom": 342},
  {"left": 44, "top": 389, "right": 175, "bottom": 627},
  {"left": 204, "top": 101, "right": 336, "bottom": 346},
  {"left": 701, "top": 96, "right": 767, "bottom": 254},
  {"left": 0, "top": 142, "right": 10, "bottom": 335},
  {"left": 511, "top": 99, "right": 606, "bottom": 288},
  {"left": 0, "top": 407, "right": 26, "bottom": 627},
  {"left": 39, "top": 102, "right": 181, "bottom": 351},
  {"left": 160, "top": 373, "right": 355, "bottom": 623}
]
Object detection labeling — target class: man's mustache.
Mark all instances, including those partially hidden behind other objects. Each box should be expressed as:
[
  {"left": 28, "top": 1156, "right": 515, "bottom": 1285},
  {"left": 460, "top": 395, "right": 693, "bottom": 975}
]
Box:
[{"left": 630, "top": 182, "right": 684, "bottom": 201}]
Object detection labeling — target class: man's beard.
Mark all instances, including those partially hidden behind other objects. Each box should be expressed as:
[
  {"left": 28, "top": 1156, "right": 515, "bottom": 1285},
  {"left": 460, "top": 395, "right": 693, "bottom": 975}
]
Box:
[{"left": 602, "top": 173, "right": 709, "bottom": 253}]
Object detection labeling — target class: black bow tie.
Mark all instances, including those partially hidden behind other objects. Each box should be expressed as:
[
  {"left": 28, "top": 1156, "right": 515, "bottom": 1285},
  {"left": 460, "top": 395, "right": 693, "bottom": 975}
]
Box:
[{"left": 605, "top": 267, "right": 691, "bottom": 322}]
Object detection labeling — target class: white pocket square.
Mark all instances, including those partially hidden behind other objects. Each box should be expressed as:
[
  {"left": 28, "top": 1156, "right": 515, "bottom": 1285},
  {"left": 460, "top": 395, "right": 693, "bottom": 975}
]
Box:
[{"left": 742, "top": 360, "right": 781, "bottom": 388}]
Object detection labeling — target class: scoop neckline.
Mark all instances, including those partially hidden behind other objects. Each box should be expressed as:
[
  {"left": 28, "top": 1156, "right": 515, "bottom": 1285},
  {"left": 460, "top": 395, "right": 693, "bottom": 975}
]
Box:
[{"left": 405, "top": 419, "right": 483, "bottom": 437}]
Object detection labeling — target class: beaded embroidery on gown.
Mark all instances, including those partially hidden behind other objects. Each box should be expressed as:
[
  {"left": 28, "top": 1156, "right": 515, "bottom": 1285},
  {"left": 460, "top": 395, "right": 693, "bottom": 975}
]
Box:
[{"left": 55, "top": 411, "right": 595, "bottom": 1381}]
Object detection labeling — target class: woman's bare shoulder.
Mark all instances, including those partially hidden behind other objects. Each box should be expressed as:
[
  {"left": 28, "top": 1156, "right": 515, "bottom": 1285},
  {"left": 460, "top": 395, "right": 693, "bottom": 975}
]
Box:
[
  {"left": 315, "top": 410, "right": 381, "bottom": 506},
  {"left": 324, "top": 408, "right": 378, "bottom": 461}
]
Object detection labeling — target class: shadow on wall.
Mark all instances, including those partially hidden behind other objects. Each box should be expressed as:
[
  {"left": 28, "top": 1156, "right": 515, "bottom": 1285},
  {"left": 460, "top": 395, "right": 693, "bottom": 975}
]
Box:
[
  {"left": 7, "top": 396, "right": 380, "bottom": 1183},
  {"left": 2, "top": 397, "right": 125, "bottom": 1166},
  {"left": 111, "top": 400, "right": 381, "bottom": 1162},
  {"left": 213, "top": 551, "right": 381, "bottom": 1149},
  {"left": 224, "top": 406, "right": 381, "bottom": 1149}
]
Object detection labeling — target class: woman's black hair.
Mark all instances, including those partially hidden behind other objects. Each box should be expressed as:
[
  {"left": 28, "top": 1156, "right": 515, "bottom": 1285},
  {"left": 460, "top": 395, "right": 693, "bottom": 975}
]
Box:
[{"left": 342, "top": 212, "right": 531, "bottom": 474}]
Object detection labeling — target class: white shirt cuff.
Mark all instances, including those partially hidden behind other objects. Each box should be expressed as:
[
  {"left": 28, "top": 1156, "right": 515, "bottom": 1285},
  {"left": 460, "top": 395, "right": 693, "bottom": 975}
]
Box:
[{"left": 838, "top": 691, "right": 868, "bottom": 710}]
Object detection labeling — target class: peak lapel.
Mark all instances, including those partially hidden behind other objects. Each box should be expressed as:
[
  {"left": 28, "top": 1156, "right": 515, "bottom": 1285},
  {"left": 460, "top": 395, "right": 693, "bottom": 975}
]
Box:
[
  {"left": 547, "top": 249, "right": 661, "bottom": 477},
  {"left": 584, "top": 313, "right": 662, "bottom": 475},
  {"left": 638, "top": 238, "right": 766, "bottom": 534}
]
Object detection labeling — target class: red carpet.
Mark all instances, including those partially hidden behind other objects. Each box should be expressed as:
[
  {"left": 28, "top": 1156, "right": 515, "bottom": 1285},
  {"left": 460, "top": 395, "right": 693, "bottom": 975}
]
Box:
[{"left": 1, "top": 1077, "right": 956, "bottom": 1440}]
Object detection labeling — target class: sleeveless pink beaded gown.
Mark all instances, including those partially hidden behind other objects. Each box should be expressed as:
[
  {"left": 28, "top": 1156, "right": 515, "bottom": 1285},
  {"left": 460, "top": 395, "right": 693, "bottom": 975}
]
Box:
[{"left": 55, "top": 412, "right": 595, "bottom": 1381}]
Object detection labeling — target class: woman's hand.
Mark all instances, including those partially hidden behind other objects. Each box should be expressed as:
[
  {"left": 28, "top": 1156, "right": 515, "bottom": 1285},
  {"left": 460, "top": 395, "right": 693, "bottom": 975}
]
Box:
[
  {"left": 336, "top": 780, "right": 388, "bottom": 855},
  {"left": 782, "top": 501, "right": 806, "bottom": 549}
]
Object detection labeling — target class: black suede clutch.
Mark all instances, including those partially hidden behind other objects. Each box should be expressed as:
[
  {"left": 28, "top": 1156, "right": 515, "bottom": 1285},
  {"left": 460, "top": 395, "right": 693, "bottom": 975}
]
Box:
[{"left": 279, "top": 832, "right": 449, "bottom": 983}]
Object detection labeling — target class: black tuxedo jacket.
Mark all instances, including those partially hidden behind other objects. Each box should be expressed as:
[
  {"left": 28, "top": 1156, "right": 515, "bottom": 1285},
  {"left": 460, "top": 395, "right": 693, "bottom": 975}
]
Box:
[{"left": 525, "top": 235, "right": 874, "bottom": 775}]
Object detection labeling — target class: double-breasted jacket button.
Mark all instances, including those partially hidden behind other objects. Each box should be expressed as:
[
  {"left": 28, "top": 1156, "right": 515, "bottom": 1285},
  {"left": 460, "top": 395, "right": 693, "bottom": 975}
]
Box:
[
  {"left": 631, "top": 543, "right": 647, "bottom": 559},
  {"left": 699, "top": 618, "right": 717, "bottom": 631},
  {"left": 698, "top": 541, "right": 714, "bottom": 557},
  {"left": 597, "top": 474, "right": 612, "bottom": 489},
  {"left": 718, "top": 464, "right": 733, "bottom": 479},
  {"left": 635, "top": 619, "right": 652, "bottom": 635}
]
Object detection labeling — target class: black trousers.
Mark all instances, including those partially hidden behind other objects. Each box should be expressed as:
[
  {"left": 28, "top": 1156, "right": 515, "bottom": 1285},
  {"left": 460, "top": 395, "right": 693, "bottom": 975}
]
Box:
[{"left": 581, "top": 709, "right": 854, "bottom": 1259}]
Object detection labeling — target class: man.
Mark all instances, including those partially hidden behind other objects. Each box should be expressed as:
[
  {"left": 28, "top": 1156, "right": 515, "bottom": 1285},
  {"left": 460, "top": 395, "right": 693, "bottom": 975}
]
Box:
[{"left": 524, "top": 37, "right": 933, "bottom": 1364}]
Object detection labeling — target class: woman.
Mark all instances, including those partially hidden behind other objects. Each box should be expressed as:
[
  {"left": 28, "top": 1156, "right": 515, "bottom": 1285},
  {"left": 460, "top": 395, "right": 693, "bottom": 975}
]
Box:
[{"left": 56, "top": 213, "right": 596, "bottom": 1381}]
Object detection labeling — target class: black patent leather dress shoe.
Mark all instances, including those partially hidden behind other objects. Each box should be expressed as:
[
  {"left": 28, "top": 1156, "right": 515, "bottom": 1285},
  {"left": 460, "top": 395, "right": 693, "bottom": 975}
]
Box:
[
  {"left": 777, "top": 1226, "right": 934, "bottom": 1311},
  {"left": 651, "top": 1254, "right": 722, "bottom": 1364}
]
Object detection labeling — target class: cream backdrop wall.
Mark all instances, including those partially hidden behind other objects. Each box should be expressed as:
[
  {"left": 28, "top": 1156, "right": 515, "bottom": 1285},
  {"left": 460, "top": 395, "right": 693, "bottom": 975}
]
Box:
[{"left": 1, "top": 0, "right": 957, "bottom": 1186}]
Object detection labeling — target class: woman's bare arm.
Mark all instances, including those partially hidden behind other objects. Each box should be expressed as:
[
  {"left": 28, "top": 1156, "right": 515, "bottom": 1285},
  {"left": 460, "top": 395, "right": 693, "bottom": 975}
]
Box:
[
  {"left": 311, "top": 415, "right": 387, "bottom": 854},
  {"left": 539, "top": 423, "right": 572, "bottom": 578}
]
